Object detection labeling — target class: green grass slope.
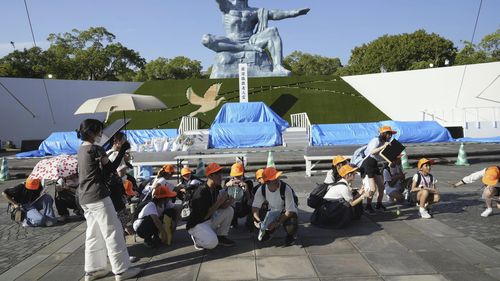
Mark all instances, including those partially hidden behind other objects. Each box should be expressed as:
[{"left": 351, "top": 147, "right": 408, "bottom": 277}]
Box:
[{"left": 114, "top": 75, "right": 388, "bottom": 129}]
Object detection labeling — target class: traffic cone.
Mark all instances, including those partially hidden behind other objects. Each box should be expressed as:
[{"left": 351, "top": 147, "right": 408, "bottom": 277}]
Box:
[
  {"left": 266, "top": 151, "right": 275, "bottom": 168},
  {"left": 455, "top": 143, "right": 470, "bottom": 166},
  {"left": 401, "top": 150, "right": 411, "bottom": 169},
  {"left": 194, "top": 158, "right": 206, "bottom": 178},
  {"left": 0, "top": 157, "right": 10, "bottom": 181}
]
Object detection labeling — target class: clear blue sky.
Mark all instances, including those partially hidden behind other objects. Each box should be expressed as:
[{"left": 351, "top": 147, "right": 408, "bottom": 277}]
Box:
[{"left": 1, "top": 0, "right": 499, "bottom": 69}]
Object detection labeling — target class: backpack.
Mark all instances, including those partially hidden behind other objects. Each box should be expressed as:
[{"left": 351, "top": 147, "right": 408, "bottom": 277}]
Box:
[
  {"left": 180, "top": 180, "right": 204, "bottom": 221},
  {"left": 351, "top": 145, "right": 368, "bottom": 166},
  {"left": 261, "top": 180, "right": 299, "bottom": 207},
  {"left": 404, "top": 172, "right": 434, "bottom": 203},
  {"left": 307, "top": 181, "right": 348, "bottom": 209}
]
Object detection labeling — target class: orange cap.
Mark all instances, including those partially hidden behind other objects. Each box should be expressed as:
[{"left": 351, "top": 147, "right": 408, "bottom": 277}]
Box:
[
  {"left": 181, "top": 167, "right": 192, "bottom": 176},
  {"left": 123, "top": 180, "right": 135, "bottom": 197},
  {"left": 255, "top": 168, "right": 264, "bottom": 180},
  {"left": 230, "top": 162, "right": 244, "bottom": 177},
  {"left": 262, "top": 167, "right": 282, "bottom": 182},
  {"left": 379, "top": 125, "right": 397, "bottom": 135},
  {"left": 417, "top": 158, "right": 433, "bottom": 169},
  {"left": 25, "top": 177, "right": 41, "bottom": 190},
  {"left": 338, "top": 164, "right": 359, "bottom": 178},
  {"left": 482, "top": 166, "right": 500, "bottom": 186},
  {"left": 332, "top": 155, "right": 348, "bottom": 166},
  {"left": 153, "top": 185, "right": 177, "bottom": 198},
  {"left": 206, "top": 162, "right": 222, "bottom": 176},
  {"left": 162, "top": 164, "right": 175, "bottom": 173}
]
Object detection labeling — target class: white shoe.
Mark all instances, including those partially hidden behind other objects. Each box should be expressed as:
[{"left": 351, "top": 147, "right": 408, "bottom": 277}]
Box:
[
  {"left": 481, "top": 208, "right": 493, "bottom": 217},
  {"left": 419, "top": 208, "right": 431, "bottom": 219},
  {"left": 258, "top": 228, "right": 266, "bottom": 241},
  {"left": 115, "top": 267, "right": 142, "bottom": 281},
  {"left": 84, "top": 269, "right": 109, "bottom": 281}
]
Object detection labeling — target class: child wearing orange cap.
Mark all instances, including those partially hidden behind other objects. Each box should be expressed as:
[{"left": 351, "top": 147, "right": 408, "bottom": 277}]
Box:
[
  {"left": 312, "top": 164, "right": 366, "bottom": 228},
  {"left": 187, "top": 162, "right": 235, "bottom": 249},
  {"left": 324, "top": 155, "right": 349, "bottom": 184},
  {"left": 360, "top": 125, "right": 397, "bottom": 214},
  {"left": 252, "top": 167, "right": 298, "bottom": 246},
  {"left": 410, "top": 158, "right": 440, "bottom": 219},
  {"left": 224, "top": 162, "right": 254, "bottom": 229},
  {"left": 133, "top": 185, "right": 177, "bottom": 248},
  {"left": 2, "top": 177, "right": 57, "bottom": 227},
  {"left": 450, "top": 165, "right": 500, "bottom": 217}
]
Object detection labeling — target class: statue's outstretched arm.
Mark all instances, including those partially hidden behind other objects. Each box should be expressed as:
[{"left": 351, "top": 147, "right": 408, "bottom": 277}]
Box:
[
  {"left": 268, "top": 8, "right": 310, "bottom": 20},
  {"left": 215, "top": 0, "right": 232, "bottom": 13}
]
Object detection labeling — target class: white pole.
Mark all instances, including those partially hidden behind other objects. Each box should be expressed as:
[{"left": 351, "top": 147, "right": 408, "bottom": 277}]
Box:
[{"left": 238, "top": 63, "right": 249, "bottom": 103}]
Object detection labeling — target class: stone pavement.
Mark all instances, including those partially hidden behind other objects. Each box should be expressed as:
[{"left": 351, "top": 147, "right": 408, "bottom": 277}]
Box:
[{"left": 1, "top": 159, "right": 500, "bottom": 280}]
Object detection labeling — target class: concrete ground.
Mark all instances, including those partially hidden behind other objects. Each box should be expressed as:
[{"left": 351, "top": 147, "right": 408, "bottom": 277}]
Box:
[{"left": 1, "top": 152, "right": 500, "bottom": 280}]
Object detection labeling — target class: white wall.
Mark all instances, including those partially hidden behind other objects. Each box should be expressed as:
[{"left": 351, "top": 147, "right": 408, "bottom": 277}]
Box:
[
  {"left": 343, "top": 62, "right": 500, "bottom": 137},
  {"left": 0, "top": 78, "right": 142, "bottom": 147}
]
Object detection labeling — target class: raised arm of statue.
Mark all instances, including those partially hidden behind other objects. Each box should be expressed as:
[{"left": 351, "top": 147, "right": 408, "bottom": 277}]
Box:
[
  {"left": 269, "top": 8, "right": 310, "bottom": 21},
  {"left": 216, "top": 0, "right": 232, "bottom": 13}
]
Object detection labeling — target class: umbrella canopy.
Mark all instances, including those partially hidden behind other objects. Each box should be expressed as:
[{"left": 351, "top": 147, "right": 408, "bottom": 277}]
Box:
[
  {"left": 74, "top": 93, "right": 167, "bottom": 115},
  {"left": 30, "top": 155, "right": 78, "bottom": 180}
]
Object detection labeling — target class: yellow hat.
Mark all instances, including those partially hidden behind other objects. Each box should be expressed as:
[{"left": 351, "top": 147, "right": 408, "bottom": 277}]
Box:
[
  {"left": 255, "top": 168, "right": 264, "bottom": 180},
  {"left": 181, "top": 167, "right": 192, "bottom": 176},
  {"left": 379, "top": 125, "right": 397, "bottom": 135},
  {"left": 332, "top": 155, "right": 348, "bottom": 166},
  {"left": 482, "top": 166, "right": 500, "bottom": 186},
  {"left": 417, "top": 158, "right": 433, "bottom": 169},
  {"left": 338, "top": 164, "right": 359, "bottom": 178},
  {"left": 230, "top": 162, "right": 244, "bottom": 177}
]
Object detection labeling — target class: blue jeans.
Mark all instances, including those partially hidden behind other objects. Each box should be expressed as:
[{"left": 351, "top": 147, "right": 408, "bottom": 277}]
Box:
[{"left": 22, "top": 194, "right": 57, "bottom": 226}]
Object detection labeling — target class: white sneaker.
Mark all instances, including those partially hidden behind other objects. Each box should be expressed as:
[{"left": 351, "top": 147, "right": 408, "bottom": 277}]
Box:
[
  {"left": 419, "top": 208, "right": 432, "bottom": 219},
  {"left": 258, "top": 228, "right": 266, "bottom": 241},
  {"left": 84, "top": 269, "right": 109, "bottom": 281},
  {"left": 481, "top": 208, "right": 493, "bottom": 217},
  {"left": 115, "top": 267, "right": 142, "bottom": 281}
]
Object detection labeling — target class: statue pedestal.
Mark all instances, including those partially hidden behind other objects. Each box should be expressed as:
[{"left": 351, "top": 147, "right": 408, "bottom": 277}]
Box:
[{"left": 210, "top": 51, "right": 290, "bottom": 79}]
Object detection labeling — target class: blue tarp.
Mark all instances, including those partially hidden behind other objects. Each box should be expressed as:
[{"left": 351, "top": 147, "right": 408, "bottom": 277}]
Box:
[
  {"left": 17, "top": 129, "right": 178, "bottom": 157},
  {"left": 212, "top": 102, "right": 289, "bottom": 132},
  {"left": 457, "top": 136, "right": 500, "bottom": 143},
  {"left": 312, "top": 121, "right": 453, "bottom": 146},
  {"left": 209, "top": 122, "right": 282, "bottom": 149}
]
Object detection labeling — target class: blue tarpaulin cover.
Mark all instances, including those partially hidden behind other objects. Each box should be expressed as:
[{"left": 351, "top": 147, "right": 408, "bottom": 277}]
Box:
[
  {"left": 209, "top": 122, "right": 282, "bottom": 149},
  {"left": 457, "top": 136, "right": 500, "bottom": 143},
  {"left": 312, "top": 121, "right": 453, "bottom": 146},
  {"left": 17, "top": 129, "right": 178, "bottom": 157},
  {"left": 212, "top": 102, "right": 289, "bottom": 132}
]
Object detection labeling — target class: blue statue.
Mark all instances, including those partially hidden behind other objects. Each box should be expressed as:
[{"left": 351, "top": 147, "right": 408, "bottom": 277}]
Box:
[{"left": 203, "top": 0, "right": 310, "bottom": 79}]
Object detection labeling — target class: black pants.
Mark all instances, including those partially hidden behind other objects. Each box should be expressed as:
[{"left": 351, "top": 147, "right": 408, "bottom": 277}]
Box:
[
  {"left": 136, "top": 210, "right": 177, "bottom": 242},
  {"left": 55, "top": 190, "right": 81, "bottom": 216}
]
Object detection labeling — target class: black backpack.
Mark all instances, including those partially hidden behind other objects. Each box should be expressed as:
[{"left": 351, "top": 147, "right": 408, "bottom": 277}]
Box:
[
  {"left": 307, "top": 183, "right": 329, "bottom": 209},
  {"left": 132, "top": 198, "right": 152, "bottom": 220},
  {"left": 261, "top": 180, "right": 299, "bottom": 207},
  {"left": 404, "top": 172, "right": 434, "bottom": 203}
]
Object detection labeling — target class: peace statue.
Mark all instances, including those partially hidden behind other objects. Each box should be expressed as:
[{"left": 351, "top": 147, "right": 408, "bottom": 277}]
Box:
[{"left": 203, "top": 0, "right": 310, "bottom": 79}]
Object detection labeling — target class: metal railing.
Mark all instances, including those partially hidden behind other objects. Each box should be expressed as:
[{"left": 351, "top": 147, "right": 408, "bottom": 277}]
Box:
[
  {"left": 290, "top": 112, "right": 312, "bottom": 145},
  {"left": 422, "top": 106, "right": 500, "bottom": 128},
  {"left": 179, "top": 116, "right": 199, "bottom": 135}
]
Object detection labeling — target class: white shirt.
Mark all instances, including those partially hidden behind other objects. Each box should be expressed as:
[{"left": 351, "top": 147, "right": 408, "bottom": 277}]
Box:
[
  {"left": 383, "top": 165, "right": 403, "bottom": 191},
  {"left": 412, "top": 173, "right": 437, "bottom": 188},
  {"left": 252, "top": 183, "right": 297, "bottom": 213},
  {"left": 365, "top": 137, "right": 383, "bottom": 161},
  {"left": 324, "top": 169, "right": 335, "bottom": 184},
  {"left": 323, "top": 178, "right": 353, "bottom": 202},
  {"left": 132, "top": 201, "right": 164, "bottom": 231}
]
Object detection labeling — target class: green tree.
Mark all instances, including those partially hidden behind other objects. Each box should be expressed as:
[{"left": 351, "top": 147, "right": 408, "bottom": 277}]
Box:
[
  {"left": 0, "top": 47, "right": 48, "bottom": 78},
  {"left": 340, "top": 29, "right": 457, "bottom": 75},
  {"left": 456, "top": 29, "right": 500, "bottom": 65},
  {"left": 284, "top": 51, "right": 342, "bottom": 75},
  {"left": 137, "top": 56, "right": 202, "bottom": 80}
]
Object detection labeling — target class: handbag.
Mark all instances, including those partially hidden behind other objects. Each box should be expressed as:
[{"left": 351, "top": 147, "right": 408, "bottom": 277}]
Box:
[{"left": 9, "top": 204, "right": 26, "bottom": 223}]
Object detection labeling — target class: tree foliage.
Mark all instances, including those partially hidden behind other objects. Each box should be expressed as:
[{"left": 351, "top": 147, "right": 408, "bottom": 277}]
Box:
[
  {"left": 0, "top": 27, "right": 145, "bottom": 81},
  {"left": 284, "top": 51, "right": 342, "bottom": 76},
  {"left": 135, "top": 56, "right": 202, "bottom": 81},
  {"left": 455, "top": 28, "right": 500, "bottom": 65},
  {"left": 339, "top": 30, "right": 457, "bottom": 75}
]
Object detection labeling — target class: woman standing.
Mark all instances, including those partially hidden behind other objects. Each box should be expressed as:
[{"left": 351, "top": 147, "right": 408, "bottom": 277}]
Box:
[{"left": 77, "top": 119, "right": 141, "bottom": 281}]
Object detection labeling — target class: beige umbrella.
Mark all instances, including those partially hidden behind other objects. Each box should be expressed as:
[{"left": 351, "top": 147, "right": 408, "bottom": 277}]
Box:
[{"left": 74, "top": 93, "right": 167, "bottom": 122}]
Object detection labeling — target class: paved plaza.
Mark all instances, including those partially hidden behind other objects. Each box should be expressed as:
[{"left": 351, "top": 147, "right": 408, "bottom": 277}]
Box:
[{"left": 1, "top": 153, "right": 500, "bottom": 280}]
